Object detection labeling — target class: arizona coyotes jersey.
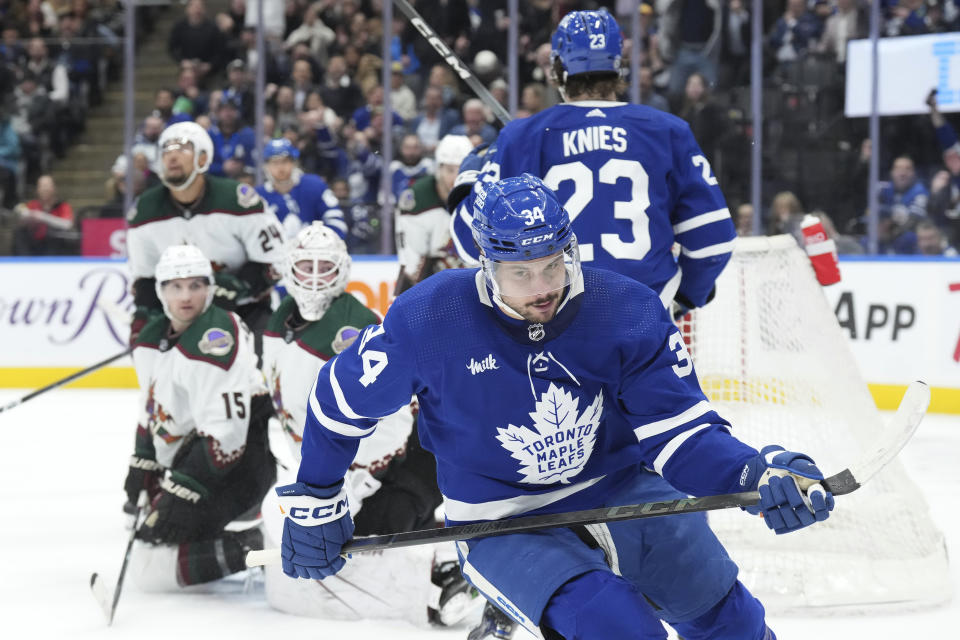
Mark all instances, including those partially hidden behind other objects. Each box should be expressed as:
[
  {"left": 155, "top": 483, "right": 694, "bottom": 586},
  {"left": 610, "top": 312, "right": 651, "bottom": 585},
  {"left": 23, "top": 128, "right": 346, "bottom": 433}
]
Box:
[
  {"left": 127, "top": 175, "right": 285, "bottom": 280},
  {"left": 450, "top": 101, "right": 736, "bottom": 308},
  {"left": 296, "top": 268, "right": 759, "bottom": 526},
  {"left": 262, "top": 295, "right": 412, "bottom": 491},
  {"left": 395, "top": 174, "right": 461, "bottom": 285},
  {"left": 132, "top": 305, "right": 265, "bottom": 470}
]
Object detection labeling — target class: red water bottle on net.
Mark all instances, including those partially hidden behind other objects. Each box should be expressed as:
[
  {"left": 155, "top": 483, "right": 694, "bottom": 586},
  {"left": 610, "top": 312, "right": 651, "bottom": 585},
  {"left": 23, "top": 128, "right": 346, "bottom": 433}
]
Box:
[{"left": 801, "top": 214, "right": 841, "bottom": 286}]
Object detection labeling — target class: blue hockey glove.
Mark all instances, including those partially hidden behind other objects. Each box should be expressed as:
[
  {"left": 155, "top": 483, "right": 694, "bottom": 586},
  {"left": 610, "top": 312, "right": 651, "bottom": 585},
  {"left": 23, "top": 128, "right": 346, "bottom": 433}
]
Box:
[
  {"left": 743, "top": 445, "right": 835, "bottom": 535},
  {"left": 276, "top": 481, "right": 354, "bottom": 580},
  {"left": 446, "top": 142, "right": 493, "bottom": 212}
]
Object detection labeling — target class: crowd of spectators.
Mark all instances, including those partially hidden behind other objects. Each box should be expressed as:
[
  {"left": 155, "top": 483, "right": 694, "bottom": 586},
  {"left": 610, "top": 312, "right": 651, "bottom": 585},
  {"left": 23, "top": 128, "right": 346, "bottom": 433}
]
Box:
[{"left": 4, "top": 0, "right": 960, "bottom": 257}]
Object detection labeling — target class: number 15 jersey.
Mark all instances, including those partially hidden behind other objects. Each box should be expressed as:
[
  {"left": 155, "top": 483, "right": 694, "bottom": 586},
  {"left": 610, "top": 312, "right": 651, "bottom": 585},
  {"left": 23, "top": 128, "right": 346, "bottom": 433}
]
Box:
[{"left": 451, "top": 101, "right": 736, "bottom": 309}]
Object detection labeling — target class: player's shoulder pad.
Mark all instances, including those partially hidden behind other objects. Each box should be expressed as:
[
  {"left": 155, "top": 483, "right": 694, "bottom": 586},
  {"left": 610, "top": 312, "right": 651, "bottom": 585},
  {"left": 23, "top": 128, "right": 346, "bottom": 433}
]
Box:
[
  {"left": 265, "top": 295, "right": 298, "bottom": 336},
  {"left": 126, "top": 184, "right": 170, "bottom": 227},
  {"left": 305, "top": 293, "right": 381, "bottom": 356},
  {"left": 402, "top": 174, "right": 443, "bottom": 214},
  {"left": 177, "top": 306, "right": 240, "bottom": 369},
  {"left": 135, "top": 314, "right": 171, "bottom": 349},
  {"left": 581, "top": 267, "right": 666, "bottom": 337},
  {"left": 207, "top": 175, "right": 264, "bottom": 214}
]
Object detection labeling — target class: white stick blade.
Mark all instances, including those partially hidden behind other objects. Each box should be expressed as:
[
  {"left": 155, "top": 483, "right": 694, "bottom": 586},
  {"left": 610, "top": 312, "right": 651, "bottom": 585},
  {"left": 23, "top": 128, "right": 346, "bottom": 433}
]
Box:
[
  {"left": 89, "top": 572, "right": 114, "bottom": 623},
  {"left": 246, "top": 548, "right": 281, "bottom": 567},
  {"left": 849, "top": 380, "right": 931, "bottom": 486}
]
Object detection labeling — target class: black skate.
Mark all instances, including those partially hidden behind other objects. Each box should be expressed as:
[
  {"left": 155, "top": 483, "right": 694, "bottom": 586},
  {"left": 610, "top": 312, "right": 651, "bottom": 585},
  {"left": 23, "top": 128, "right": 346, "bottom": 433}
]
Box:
[
  {"left": 466, "top": 601, "right": 517, "bottom": 639},
  {"left": 428, "top": 560, "right": 480, "bottom": 626}
]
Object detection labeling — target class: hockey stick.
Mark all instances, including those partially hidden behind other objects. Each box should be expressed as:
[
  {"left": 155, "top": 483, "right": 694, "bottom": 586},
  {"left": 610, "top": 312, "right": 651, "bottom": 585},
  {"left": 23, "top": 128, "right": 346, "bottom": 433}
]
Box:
[
  {"left": 90, "top": 491, "right": 148, "bottom": 625},
  {"left": 247, "top": 381, "right": 930, "bottom": 567},
  {"left": 0, "top": 347, "right": 133, "bottom": 415},
  {"left": 392, "top": 0, "right": 512, "bottom": 126}
]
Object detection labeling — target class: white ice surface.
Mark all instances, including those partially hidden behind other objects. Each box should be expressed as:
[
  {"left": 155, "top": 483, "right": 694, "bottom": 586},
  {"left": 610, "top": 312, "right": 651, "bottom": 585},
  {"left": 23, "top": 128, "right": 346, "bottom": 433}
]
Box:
[{"left": 0, "top": 389, "right": 956, "bottom": 639}]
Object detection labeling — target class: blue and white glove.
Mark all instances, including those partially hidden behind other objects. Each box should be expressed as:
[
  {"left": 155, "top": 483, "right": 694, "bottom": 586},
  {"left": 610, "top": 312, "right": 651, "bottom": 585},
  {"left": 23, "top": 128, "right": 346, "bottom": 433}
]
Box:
[
  {"left": 742, "top": 445, "right": 835, "bottom": 535},
  {"left": 276, "top": 481, "right": 355, "bottom": 579}
]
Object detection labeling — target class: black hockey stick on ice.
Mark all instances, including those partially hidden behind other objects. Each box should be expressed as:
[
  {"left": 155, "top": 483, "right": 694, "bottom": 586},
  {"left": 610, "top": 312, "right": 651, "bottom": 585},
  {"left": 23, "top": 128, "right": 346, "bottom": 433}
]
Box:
[
  {"left": 392, "top": 0, "right": 512, "bottom": 126},
  {"left": 247, "top": 381, "right": 930, "bottom": 567},
  {"left": 0, "top": 347, "right": 133, "bottom": 415},
  {"left": 90, "top": 491, "right": 147, "bottom": 625}
]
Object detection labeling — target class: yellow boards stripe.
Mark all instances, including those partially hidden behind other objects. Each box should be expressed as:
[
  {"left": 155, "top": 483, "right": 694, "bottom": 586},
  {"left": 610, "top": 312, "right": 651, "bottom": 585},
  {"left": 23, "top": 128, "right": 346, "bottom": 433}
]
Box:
[{"left": 0, "top": 368, "right": 138, "bottom": 389}]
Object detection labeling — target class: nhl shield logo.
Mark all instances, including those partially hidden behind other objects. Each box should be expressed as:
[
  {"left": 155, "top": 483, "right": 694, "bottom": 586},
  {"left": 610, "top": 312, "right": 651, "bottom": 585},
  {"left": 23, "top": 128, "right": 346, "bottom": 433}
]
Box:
[
  {"left": 198, "top": 328, "right": 235, "bottom": 356},
  {"left": 528, "top": 323, "right": 545, "bottom": 341}
]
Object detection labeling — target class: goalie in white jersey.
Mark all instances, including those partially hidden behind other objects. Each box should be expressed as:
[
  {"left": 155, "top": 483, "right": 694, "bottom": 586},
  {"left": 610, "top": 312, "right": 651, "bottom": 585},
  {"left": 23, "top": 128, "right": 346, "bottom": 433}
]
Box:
[
  {"left": 260, "top": 223, "right": 478, "bottom": 626},
  {"left": 274, "top": 175, "right": 836, "bottom": 640},
  {"left": 122, "top": 244, "right": 275, "bottom": 590}
]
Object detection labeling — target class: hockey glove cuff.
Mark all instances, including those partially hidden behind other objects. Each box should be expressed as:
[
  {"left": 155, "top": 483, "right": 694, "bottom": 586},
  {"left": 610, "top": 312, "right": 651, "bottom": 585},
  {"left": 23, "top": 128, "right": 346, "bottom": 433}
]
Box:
[
  {"left": 276, "top": 481, "right": 354, "bottom": 580},
  {"left": 138, "top": 470, "right": 209, "bottom": 544},
  {"left": 742, "top": 445, "right": 835, "bottom": 535},
  {"left": 123, "top": 455, "right": 163, "bottom": 509}
]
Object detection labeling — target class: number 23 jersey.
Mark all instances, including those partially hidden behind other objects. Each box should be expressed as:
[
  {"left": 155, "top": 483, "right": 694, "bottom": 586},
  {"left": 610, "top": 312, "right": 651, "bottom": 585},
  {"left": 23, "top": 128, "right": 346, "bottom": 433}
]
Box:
[
  {"left": 297, "top": 267, "right": 758, "bottom": 525},
  {"left": 451, "top": 102, "right": 736, "bottom": 308}
]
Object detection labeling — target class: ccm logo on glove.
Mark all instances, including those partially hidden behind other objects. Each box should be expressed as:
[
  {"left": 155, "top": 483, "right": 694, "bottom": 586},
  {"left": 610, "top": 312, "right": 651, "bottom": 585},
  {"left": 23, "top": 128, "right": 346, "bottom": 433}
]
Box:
[{"left": 278, "top": 491, "right": 349, "bottom": 525}]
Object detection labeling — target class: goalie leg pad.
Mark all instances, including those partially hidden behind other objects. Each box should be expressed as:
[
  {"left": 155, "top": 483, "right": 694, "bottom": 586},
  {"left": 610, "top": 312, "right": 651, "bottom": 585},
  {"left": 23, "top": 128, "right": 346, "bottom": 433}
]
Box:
[
  {"left": 670, "top": 581, "right": 774, "bottom": 640},
  {"left": 541, "top": 570, "right": 668, "bottom": 640}
]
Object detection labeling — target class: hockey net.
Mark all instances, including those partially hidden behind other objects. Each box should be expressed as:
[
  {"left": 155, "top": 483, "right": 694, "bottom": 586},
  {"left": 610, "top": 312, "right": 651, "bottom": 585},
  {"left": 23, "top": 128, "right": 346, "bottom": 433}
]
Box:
[{"left": 677, "top": 235, "right": 951, "bottom": 613}]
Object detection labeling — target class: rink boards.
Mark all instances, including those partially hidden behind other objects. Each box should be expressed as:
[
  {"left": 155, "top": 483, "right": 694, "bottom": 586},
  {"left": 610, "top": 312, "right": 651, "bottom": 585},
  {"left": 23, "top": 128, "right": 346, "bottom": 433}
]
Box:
[{"left": 0, "top": 256, "right": 958, "bottom": 414}]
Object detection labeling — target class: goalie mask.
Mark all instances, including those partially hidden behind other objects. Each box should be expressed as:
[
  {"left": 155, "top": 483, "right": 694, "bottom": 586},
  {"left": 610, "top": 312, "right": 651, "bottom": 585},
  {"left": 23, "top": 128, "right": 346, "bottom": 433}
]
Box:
[
  {"left": 158, "top": 121, "right": 214, "bottom": 192},
  {"left": 283, "top": 222, "right": 351, "bottom": 320},
  {"left": 471, "top": 174, "right": 580, "bottom": 303},
  {"left": 154, "top": 244, "right": 215, "bottom": 321}
]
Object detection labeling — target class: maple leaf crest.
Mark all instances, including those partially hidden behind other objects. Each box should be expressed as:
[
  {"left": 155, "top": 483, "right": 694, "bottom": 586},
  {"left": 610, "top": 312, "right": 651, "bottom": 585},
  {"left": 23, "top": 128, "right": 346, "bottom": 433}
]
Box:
[{"left": 496, "top": 382, "right": 602, "bottom": 485}]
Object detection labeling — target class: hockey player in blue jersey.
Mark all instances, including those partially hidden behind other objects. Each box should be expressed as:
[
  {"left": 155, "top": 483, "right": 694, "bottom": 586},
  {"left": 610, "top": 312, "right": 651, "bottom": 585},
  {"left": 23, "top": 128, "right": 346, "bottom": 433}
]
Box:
[
  {"left": 450, "top": 8, "right": 735, "bottom": 318},
  {"left": 274, "top": 175, "right": 834, "bottom": 640},
  {"left": 257, "top": 138, "right": 348, "bottom": 240}
]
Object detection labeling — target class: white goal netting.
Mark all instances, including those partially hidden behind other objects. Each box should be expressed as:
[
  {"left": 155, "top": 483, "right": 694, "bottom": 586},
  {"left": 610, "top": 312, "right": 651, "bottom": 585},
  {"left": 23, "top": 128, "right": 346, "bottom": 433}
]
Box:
[{"left": 678, "top": 235, "right": 951, "bottom": 613}]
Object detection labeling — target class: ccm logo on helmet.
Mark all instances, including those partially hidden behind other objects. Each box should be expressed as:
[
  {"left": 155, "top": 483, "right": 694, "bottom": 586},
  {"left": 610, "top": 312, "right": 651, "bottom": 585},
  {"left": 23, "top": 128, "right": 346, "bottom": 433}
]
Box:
[
  {"left": 289, "top": 498, "right": 349, "bottom": 521},
  {"left": 521, "top": 233, "right": 554, "bottom": 245}
]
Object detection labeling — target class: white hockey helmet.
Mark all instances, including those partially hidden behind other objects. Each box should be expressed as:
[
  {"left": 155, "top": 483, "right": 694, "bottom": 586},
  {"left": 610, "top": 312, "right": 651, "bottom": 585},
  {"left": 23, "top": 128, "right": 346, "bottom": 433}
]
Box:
[
  {"left": 435, "top": 134, "right": 474, "bottom": 168},
  {"left": 158, "top": 121, "right": 214, "bottom": 192},
  {"left": 154, "top": 244, "right": 216, "bottom": 321},
  {"left": 283, "top": 222, "right": 352, "bottom": 320}
]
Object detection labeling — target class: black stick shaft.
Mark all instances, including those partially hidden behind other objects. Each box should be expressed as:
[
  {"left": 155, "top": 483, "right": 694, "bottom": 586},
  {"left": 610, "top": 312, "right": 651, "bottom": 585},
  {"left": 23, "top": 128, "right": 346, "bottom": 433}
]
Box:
[
  {"left": 340, "top": 468, "right": 857, "bottom": 555},
  {"left": 392, "top": 0, "right": 513, "bottom": 126},
  {"left": 0, "top": 348, "right": 133, "bottom": 415}
]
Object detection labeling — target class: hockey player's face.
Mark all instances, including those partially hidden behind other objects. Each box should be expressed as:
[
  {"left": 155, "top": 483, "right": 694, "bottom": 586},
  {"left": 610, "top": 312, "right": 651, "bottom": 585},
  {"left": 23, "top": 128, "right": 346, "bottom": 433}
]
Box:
[
  {"left": 161, "top": 140, "right": 195, "bottom": 186},
  {"left": 161, "top": 276, "right": 209, "bottom": 327},
  {"left": 496, "top": 253, "right": 567, "bottom": 323},
  {"left": 267, "top": 156, "right": 295, "bottom": 184},
  {"left": 435, "top": 163, "right": 459, "bottom": 200},
  {"left": 293, "top": 259, "right": 338, "bottom": 288}
]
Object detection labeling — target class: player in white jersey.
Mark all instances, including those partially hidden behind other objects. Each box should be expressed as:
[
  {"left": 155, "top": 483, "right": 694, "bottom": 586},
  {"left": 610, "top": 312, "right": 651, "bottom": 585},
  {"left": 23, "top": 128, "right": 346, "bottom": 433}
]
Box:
[
  {"left": 126, "top": 122, "right": 286, "bottom": 345},
  {"left": 260, "top": 223, "right": 479, "bottom": 625},
  {"left": 122, "top": 244, "right": 275, "bottom": 590},
  {"left": 395, "top": 134, "right": 475, "bottom": 294}
]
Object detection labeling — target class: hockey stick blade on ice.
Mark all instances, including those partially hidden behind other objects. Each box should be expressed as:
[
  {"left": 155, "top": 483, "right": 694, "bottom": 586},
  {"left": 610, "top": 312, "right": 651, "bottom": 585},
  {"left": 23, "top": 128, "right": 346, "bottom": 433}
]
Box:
[
  {"left": 90, "top": 491, "right": 147, "bottom": 625},
  {"left": 246, "top": 381, "right": 930, "bottom": 567}
]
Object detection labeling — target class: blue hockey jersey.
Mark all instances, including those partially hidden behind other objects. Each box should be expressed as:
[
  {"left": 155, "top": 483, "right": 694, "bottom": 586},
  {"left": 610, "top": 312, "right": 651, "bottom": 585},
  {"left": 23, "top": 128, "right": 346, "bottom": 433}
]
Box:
[
  {"left": 297, "top": 267, "right": 758, "bottom": 525},
  {"left": 450, "top": 101, "right": 736, "bottom": 308},
  {"left": 257, "top": 169, "right": 347, "bottom": 239}
]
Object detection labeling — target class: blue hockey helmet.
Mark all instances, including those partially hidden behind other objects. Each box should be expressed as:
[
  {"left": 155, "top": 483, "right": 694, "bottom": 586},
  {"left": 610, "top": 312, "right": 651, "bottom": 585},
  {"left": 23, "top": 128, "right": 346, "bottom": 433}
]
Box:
[
  {"left": 550, "top": 9, "right": 623, "bottom": 82},
  {"left": 472, "top": 174, "right": 575, "bottom": 261},
  {"left": 263, "top": 137, "right": 300, "bottom": 161},
  {"left": 472, "top": 174, "right": 580, "bottom": 301}
]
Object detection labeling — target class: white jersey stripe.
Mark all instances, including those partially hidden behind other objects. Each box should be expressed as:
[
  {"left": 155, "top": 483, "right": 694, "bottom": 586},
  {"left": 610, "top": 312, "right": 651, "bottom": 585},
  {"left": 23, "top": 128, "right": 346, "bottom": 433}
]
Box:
[
  {"left": 442, "top": 475, "right": 606, "bottom": 522},
  {"left": 328, "top": 358, "right": 371, "bottom": 420},
  {"left": 672, "top": 208, "right": 731, "bottom": 234},
  {"left": 680, "top": 239, "right": 737, "bottom": 259},
  {"left": 308, "top": 377, "right": 377, "bottom": 437},
  {"left": 633, "top": 400, "right": 712, "bottom": 441},
  {"left": 652, "top": 423, "right": 712, "bottom": 474}
]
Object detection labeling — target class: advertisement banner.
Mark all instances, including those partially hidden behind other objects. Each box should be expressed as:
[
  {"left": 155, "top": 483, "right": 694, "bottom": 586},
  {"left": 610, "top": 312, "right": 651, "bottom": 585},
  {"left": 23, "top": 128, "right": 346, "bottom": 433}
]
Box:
[
  {"left": 846, "top": 32, "right": 960, "bottom": 117},
  {"left": 81, "top": 219, "right": 128, "bottom": 257},
  {"left": 1, "top": 257, "right": 958, "bottom": 412}
]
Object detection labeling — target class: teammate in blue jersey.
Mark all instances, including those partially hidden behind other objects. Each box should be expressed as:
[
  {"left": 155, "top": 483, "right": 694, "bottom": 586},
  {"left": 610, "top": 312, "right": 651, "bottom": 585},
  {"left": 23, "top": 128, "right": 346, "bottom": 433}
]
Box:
[
  {"left": 274, "top": 175, "right": 834, "bottom": 640},
  {"left": 449, "top": 8, "right": 735, "bottom": 317},
  {"left": 257, "top": 138, "right": 348, "bottom": 240}
]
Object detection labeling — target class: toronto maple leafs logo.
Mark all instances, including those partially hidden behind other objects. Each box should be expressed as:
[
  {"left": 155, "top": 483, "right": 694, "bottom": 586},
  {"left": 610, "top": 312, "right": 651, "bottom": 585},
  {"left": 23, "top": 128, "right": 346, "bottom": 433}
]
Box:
[{"left": 496, "top": 383, "right": 602, "bottom": 485}]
